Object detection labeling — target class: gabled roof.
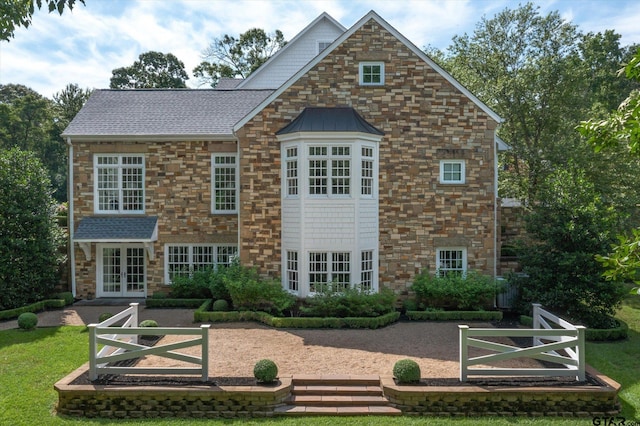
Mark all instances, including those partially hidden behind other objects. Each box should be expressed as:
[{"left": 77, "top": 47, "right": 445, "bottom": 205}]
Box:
[
  {"left": 237, "top": 12, "right": 346, "bottom": 90},
  {"left": 234, "top": 10, "right": 502, "bottom": 132},
  {"left": 277, "top": 107, "right": 384, "bottom": 135},
  {"left": 62, "top": 89, "right": 272, "bottom": 141}
]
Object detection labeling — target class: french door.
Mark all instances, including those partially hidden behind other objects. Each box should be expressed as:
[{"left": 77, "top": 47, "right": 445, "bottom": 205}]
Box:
[{"left": 97, "top": 244, "right": 146, "bottom": 297}]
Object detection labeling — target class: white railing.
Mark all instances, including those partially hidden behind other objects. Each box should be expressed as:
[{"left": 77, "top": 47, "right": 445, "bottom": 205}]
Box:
[
  {"left": 88, "top": 303, "right": 210, "bottom": 381},
  {"left": 459, "top": 303, "right": 585, "bottom": 381}
]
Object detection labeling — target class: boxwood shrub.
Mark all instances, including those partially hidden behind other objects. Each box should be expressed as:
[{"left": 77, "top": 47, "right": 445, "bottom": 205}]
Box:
[{"left": 406, "top": 310, "right": 503, "bottom": 321}]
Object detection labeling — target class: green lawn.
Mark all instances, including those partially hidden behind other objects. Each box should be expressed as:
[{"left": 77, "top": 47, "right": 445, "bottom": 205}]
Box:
[{"left": 1, "top": 296, "right": 638, "bottom": 426}]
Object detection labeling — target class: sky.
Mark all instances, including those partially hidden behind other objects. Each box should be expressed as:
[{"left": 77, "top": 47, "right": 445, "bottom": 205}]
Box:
[{"left": 1, "top": 0, "right": 639, "bottom": 99}]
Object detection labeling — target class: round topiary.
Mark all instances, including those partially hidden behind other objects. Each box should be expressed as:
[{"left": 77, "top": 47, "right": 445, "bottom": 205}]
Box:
[
  {"left": 253, "top": 359, "right": 278, "bottom": 383},
  {"left": 212, "top": 299, "right": 229, "bottom": 312},
  {"left": 139, "top": 319, "right": 158, "bottom": 328},
  {"left": 98, "top": 312, "right": 113, "bottom": 323},
  {"left": 17, "top": 312, "right": 38, "bottom": 330},
  {"left": 393, "top": 359, "right": 421, "bottom": 384}
]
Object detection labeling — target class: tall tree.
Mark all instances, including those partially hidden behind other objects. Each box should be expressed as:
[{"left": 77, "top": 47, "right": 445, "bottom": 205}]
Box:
[
  {"left": 441, "top": 3, "right": 583, "bottom": 204},
  {"left": 0, "top": 0, "right": 85, "bottom": 41},
  {"left": 0, "top": 148, "right": 63, "bottom": 310},
  {"left": 194, "top": 28, "right": 286, "bottom": 87},
  {"left": 578, "top": 49, "right": 640, "bottom": 285},
  {"left": 110, "top": 51, "right": 189, "bottom": 89}
]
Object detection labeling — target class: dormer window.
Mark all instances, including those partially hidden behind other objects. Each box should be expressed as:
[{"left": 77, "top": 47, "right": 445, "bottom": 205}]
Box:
[{"left": 359, "top": 62, "right": 384, "bottom": 86}]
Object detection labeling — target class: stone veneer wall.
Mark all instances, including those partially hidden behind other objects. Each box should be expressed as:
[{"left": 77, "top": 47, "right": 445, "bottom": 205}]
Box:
[
  {"left": 72, "top": 140, "right": 238, "bottom": 298},
  {"left": 237, "top": 19, "right": 498, "bottom": 294},
  {"left": 381, "top": 373, "right": 620, "bottom": 417}
]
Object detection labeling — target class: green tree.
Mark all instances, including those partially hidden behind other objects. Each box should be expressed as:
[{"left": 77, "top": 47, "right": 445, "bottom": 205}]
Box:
[
  {"left": 441, "top": 3, "right": 583, "bottom": 204},
  {"left": 578, "top": 49, "right": 640, "bottom": 284},
  {"left": 0, "top": 148, "right": 63, "bottom": 310},
  {"left": 110, "top": 51, "right": 189, "bottom": 89},
  {"left": 0, "top": 0, "right": 85, "bottom": 41},
  {"left": 194, "top": 28, "right": 286, "bottom": 87},
  {"left": 514, "top": 168, "right": 626, "bottom": 328}
]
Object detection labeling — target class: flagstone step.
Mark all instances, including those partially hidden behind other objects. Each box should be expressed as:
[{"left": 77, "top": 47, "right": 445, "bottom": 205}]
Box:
[
  {"left": 292, "top": 384, "right": 383, "bottom": 396},
  {"left": 274, "top": 405, "right": 402, "bottom": 416},
  {"left": 287, "top": 394, "right": 389, "bottom": 406}
]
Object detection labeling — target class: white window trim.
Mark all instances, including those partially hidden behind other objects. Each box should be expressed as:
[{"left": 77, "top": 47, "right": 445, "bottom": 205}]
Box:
[
  {"left": 211, "top": 154, "right": 239, "bottom": 214},
  {"left": 164, "top": 243, "right": 238, "bottom": 284},
  {"left": 285, "top": 147, "right": 299, "bottom": 198},
  {"left": 94, "top": 154, "right": 145, "bottom": 214},
  {"left": 359, "top": 62, "right": 385, "bottom": 86},
  {"left": 436, "top": 247, "right": 467, "bottom": 276},
  {"left": 439, "top": 160, "right": 466, "bottom": 184},
  {"left": 307, "top": 144, "right": 352, "bottom": 198}
]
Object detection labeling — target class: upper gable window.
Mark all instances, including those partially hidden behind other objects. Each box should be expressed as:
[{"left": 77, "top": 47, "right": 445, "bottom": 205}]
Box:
[
  {"left": 94, "top": 154, "right": 144, "bottom": 214},
  {"left": 317, "top": 40, "right": 332, "bottom": 54},
  {"left": 359, "top": 62, "right": 384, "bottom": 86}
]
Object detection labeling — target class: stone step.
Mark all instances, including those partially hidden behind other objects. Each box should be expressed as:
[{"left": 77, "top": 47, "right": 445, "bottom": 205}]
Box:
[
  {"left": 287, "top": 394, "right": 390, "bottom": 406},
  {"left": 292, "top": 384, "right": 383, "bottom": 396},
  {"left": 274, "top": 405, "right": 403, "bottom": 416},
  {"left": 291, "top": 374, "right": 381, "bottom": 387}
]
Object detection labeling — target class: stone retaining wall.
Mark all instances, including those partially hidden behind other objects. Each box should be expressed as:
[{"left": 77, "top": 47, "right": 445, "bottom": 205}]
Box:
[
  {"left": 381, "top": 367, "right": 620, "bottom": 417},
  {"left": 55, "top": 364, "right": 291, "bottom": 419}
]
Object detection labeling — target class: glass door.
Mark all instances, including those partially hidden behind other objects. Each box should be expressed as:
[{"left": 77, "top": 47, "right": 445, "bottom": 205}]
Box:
[{"left": 97, "top": 244, "right": 146, "bottom": 297}]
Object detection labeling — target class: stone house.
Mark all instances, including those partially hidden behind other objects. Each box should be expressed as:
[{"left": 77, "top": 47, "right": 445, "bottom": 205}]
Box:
[{"left": 62, "top": 10, "right": 508, "bottom": 300}]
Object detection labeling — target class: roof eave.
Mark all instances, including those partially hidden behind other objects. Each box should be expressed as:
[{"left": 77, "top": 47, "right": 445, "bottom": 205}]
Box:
[{"left": 63, "top": 133, "right": 237, "bottom": 143}]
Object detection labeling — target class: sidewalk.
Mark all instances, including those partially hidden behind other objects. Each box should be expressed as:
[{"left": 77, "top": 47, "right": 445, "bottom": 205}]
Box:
[{"left": 0, "top": 301, "right": 196, "bottom": 331}]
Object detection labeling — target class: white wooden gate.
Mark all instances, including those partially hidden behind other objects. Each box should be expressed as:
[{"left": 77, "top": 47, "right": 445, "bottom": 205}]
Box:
[{"left": 459, "top": 303, "right": 585, "bottom": 381}]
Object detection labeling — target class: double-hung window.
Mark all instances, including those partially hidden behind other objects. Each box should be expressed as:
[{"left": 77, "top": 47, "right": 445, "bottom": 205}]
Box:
[
  {"left": 212, "top": 154, "right": 238, "bottom": 213},
  {"left": 308, "top": 146, "right": 350, "bottom": 196},
  {"left": 359, "top": 62, "right": 384, "bottom": 86},
  {"left": 308, "top": 251, "right": 351, "bottom": 292},
  {"left": 165, "top": 244, "right": 237, "bottom": 283},
  {"left": 95, "top": 154, "right": 144, "bottom": 213},
  {"left": 285, "top": 147, "right": 298, "bottom": 196},
  {"left": 436, "top": 248, "right": 467, "bottom": 277},
  {"left": 361, "top": 146, "right": 374, "bottom": 196},
  {"left": 440, "top": 160, "right": 465, "bottom": 184}
]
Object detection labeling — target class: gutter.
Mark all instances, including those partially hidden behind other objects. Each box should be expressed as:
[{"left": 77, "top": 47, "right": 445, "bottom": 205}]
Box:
[{"left": 66, "top": 137, "right": 76, "bottom": 297}]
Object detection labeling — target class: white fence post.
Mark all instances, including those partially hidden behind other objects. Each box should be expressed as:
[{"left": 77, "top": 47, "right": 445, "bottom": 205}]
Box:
[
  {"left": 130, "top": 303, "right": 139, "bottom": 345},
  {"left": 459, "top": 325, "right": 469, "bottom": 382},
  {"left": 576, "top": 325, "right": 586, "bottom": 381},
  {"left": 201, "top": 324, "right": 210, "bottom": 381},
  {"left": 88, "top": 324, "right": 97, "bottom": 381},
  {"left": 532, "top": 303, "right": 542, "bottom": 346}
]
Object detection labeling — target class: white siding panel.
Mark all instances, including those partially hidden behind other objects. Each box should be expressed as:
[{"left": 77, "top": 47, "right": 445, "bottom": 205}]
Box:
[{"left": 241, "top": 20, "right": 344, "bottom": 89}]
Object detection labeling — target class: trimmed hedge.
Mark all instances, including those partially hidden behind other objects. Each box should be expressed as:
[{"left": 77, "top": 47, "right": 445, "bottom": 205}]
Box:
[
  {"left": 194, "top": 303, "right": 400, "bottom": 329},
  {"left": 406, "top": 310, "right": 503, "bottom": 321},
  {"left": 519, "top": 315, "right": 628, "bottom": 341},
  {"left": 0, "top": 297, "right": 69, "bottom": 321},
  {"left": 145, "top": 298, "right": 209, "bottom": 308}
]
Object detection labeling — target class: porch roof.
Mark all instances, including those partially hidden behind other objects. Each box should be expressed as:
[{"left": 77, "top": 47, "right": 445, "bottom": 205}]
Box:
[
  {"left": 276, "top": 107, "right": 384, "bottom": 135},
  {"left": 74, "top": 216, "right": 158, "bottom": 242}
]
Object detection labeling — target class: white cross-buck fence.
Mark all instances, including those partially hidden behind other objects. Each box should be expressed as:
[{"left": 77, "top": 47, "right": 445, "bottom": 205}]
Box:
[
  {"left": 459, "top": 303, "right": 585, "bottom": 381},
  {"left": 88, "top": 303, "right": 210, "bottom": 381}
]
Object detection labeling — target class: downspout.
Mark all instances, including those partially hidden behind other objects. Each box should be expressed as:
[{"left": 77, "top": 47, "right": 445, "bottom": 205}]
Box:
[
  {"left": 66, "top": 137, "right": 76, "bottom": 297},
  {"left": 232, "top": 130, "right": 241, "bottom": 262}
]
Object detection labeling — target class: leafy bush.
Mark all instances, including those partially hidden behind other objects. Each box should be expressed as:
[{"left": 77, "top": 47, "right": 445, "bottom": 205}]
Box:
[
  {"left": 0, "top": 148, "right": 64, "bottom": 310},
  {"left": 212, "top": 299, "right": 229, "bottom": 312},
  {"left": 393, "top": 359, "right": 421, "bottom": 384},
  {"left": 170, "top": 269, "right": 213, "bottom": 299},
  {"left": 17, "top": 312, "right": 38, "bottom": 330},
  {"left": 150, "top": 291, "right": 167, "bottom": 299},
  {"left": 224, "top": 265, "right": 295, "bottom": 316},
  {"left": 55, "top": 292, "right": 74, "bottom": 305},
  {"left": 411, "top": 270, "right": 502, "bottom": 311},
  {"left": 98, "top": 313, "right": 113, "bottom": 323},
  {"left": 139, "top": 319, "right": 158, "bottom": 327},
  {"left": 299, "top": 285, "right": 396, "bottom": 318},
  {"left": 253, "top": 359, "right": 278, "bottom": 383}
]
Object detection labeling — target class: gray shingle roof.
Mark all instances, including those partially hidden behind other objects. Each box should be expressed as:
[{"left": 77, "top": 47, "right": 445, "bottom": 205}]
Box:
[
  {"left": 62, "top": 89, "right": 273, "bottom": 138},
  {"left": 276, "top": 107, "right": 384, "bottom": 135},
  {"left": 74, "top": 216, "right": 158, "bottom": 241}
]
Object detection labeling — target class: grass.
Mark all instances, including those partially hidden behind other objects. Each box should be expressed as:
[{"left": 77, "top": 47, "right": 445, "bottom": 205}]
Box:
[{"left": 0, "top": 295, "right": 638, "bottom": 425}]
